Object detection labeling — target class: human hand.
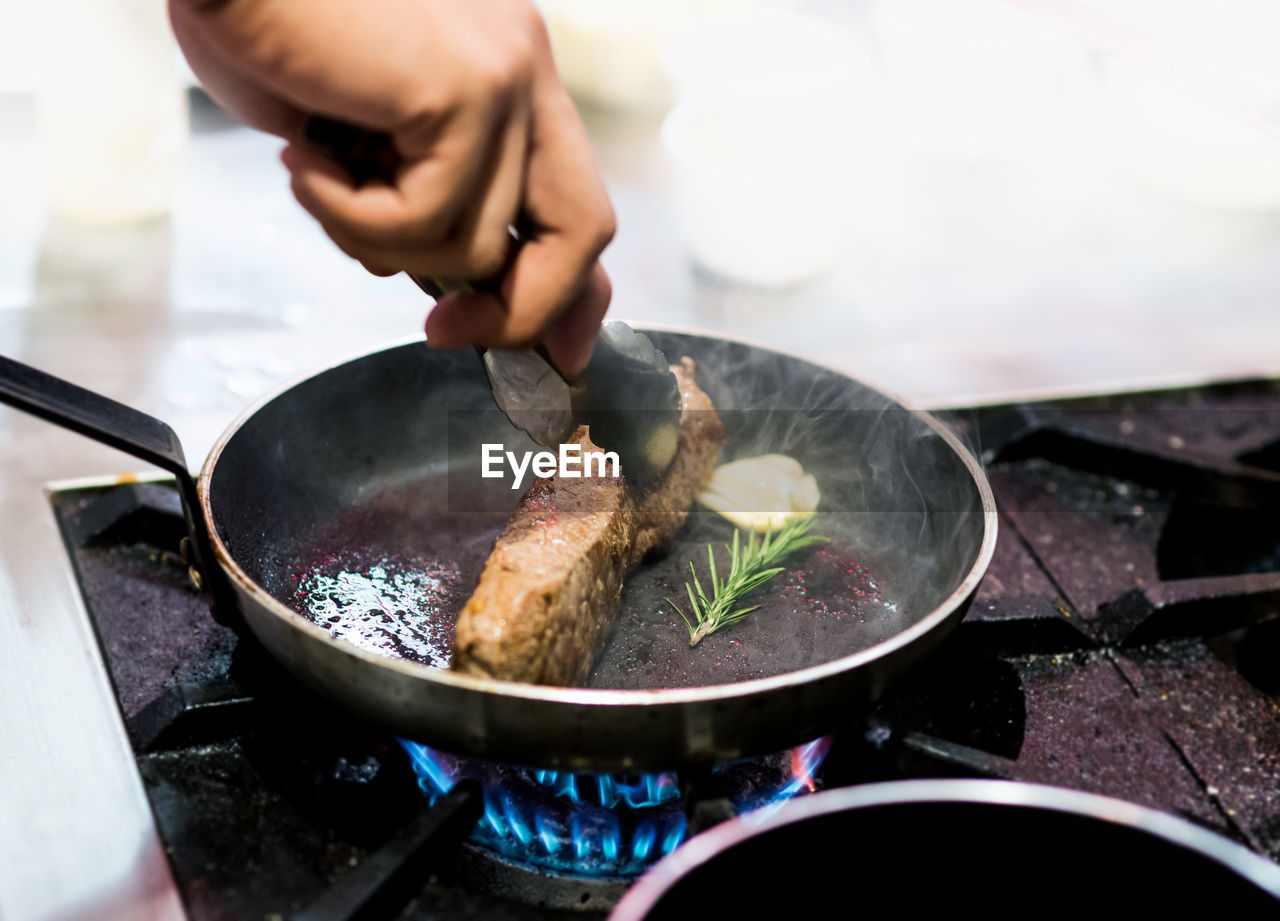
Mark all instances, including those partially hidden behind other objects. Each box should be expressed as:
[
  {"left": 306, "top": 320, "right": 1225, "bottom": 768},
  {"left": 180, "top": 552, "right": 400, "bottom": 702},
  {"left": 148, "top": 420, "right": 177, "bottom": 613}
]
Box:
[{"left": 169, "top": 0, "right": 615, "bottom": 373}]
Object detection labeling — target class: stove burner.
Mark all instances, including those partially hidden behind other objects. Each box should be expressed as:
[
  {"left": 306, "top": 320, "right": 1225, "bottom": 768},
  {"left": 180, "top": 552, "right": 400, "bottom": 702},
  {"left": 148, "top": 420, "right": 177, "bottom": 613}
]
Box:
[{"left": 400, "top": 737, "right": 831, "bottom": 878}]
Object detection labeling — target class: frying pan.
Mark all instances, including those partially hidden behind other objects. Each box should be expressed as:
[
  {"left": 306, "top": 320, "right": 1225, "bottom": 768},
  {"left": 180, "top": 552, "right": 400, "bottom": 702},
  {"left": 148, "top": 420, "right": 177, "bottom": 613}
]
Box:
[
  {"left": 0, "top": 329, "right": 996, "bottom": 771},
  {"left": 611, "top": 779, "right": 1280, "bottom": 916}
]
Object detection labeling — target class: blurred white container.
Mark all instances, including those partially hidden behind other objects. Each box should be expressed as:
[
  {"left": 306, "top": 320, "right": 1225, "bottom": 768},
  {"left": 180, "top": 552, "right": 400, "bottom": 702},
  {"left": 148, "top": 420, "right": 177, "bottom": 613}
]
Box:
[
  {"left": 662, "top": 9, "right": 868, "bottom": 105},
  {"left": 1095, "top": 2, "right": 1280, "bottom": 212},
  {"left": 38, "top": 0, "right": 188, "bottom": 224},
  {"left": 659, "top": 11, "right": 870, "bottom": 287},
  {"left": 662, "top": 95, "right": 863, "bottom": 288},
  {"left": 870, "top": 0, "right": 1075, "bottom": 160},
  {"left": 539, "top": 0, "right": 754, "bottom": 111}
]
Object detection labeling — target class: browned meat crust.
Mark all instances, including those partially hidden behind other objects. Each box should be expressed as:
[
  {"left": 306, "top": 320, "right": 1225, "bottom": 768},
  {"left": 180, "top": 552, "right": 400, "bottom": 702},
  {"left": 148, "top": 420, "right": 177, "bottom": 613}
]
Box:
[{"left": 451, "top": 358, "right": 724, "bottom": 685}]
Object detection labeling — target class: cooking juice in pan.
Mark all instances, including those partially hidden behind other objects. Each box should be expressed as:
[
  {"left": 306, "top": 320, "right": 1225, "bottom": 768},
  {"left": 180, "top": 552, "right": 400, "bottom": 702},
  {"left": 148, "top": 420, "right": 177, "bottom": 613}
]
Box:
[
  {"left": 593, "top": 527, "right": 891, "bottom": 690},
  {"left": 288, "top": 484, "right": 507, "bottom": 669},
  {"left": 285, "top": 475, "right": 904, "bottom": 689}
]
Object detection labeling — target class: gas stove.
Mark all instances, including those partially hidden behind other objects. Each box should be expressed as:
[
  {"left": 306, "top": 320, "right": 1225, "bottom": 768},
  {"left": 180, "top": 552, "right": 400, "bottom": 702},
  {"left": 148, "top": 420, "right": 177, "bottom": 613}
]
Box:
[{"left": 46, "top": 378, "right": 1280, "bottom": 919}]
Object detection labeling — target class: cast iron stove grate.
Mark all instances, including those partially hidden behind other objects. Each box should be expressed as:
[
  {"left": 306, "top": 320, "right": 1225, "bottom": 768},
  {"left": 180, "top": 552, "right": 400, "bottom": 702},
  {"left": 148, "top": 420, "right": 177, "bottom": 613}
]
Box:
[{"left": 49, "top": 378, "right": 1280, "bottom": 919}]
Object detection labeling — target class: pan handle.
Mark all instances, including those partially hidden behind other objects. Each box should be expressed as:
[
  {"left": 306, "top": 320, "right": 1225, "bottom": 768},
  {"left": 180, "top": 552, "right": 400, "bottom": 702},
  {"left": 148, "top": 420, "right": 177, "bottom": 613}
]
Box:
[{"left": 0, "top": 355, "right": 233, "bottom": 620}]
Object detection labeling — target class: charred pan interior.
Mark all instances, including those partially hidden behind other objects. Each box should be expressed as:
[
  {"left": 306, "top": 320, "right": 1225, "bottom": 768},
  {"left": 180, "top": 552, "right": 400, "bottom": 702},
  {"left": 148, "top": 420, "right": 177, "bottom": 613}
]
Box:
[
  {"left": 279, "top": 477, "right": 905, "bottom": 690},
  {"left": 212, "top": 334, "right": 987, "bottom": 676}
]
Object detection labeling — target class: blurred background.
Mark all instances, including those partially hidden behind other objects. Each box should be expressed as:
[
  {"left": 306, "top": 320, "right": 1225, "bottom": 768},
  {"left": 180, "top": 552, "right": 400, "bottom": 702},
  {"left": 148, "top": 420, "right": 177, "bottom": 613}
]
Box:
[{"left": 2, "top": 0, "right": 1280, "bottom": 463}]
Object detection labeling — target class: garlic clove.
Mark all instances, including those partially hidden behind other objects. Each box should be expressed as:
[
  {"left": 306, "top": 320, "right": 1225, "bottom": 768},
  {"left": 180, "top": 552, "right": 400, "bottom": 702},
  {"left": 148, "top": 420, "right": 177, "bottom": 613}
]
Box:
[
  {"left": 794, "top": 474, "right": 820, "bottom": 512},
  {"left": 696, "top": 454, "right": 820, "bottom": 532}
]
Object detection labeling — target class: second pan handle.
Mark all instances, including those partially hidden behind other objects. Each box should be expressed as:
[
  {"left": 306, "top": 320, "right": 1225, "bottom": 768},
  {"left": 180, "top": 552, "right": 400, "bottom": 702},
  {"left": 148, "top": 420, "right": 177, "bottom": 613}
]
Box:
[{"left": 0, "top": 354, "right": 232, "bottom": 619}]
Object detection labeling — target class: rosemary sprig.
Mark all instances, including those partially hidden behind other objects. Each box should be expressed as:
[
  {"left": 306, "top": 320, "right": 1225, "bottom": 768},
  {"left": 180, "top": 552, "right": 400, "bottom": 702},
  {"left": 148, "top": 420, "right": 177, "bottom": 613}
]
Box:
[{"left": 667, "top": 516, "right": 826, "bottom": 647}]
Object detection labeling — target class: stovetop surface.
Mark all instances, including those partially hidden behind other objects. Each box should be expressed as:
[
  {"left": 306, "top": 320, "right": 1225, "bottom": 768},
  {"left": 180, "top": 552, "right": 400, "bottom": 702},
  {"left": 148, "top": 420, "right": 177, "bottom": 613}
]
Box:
[{"left": 50, "top": 379, "right": 1280, "bottom": 920}]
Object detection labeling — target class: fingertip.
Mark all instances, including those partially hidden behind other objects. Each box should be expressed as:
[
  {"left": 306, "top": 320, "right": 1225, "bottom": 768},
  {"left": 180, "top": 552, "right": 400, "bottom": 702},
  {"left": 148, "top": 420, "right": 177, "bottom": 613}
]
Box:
[
  {"left": 424, "top": 263, "right": 609, "bottom": 368},
  {"left": 546, "top": 332, "right": 595, "bottom": 377},
  {"left": 423, "top": 297, "right": 458, "bottom": 348},
  {"left": 425, "top": 292, "right": 509, "bottom": 349},
  {"left": 540, "top": 263, "right": 611, "bottom": 375},
  {"left": 282, "top": 142, "right": 346, "bottom": 179},
  {"left": 284, "top": 145, "right": 358, "bottom": 219},
  {"left": 542, "top": 324, "right": 594, "bottom": 376},
  {"left": 360, "top": 259, "right": 399, "bottom": 277}
]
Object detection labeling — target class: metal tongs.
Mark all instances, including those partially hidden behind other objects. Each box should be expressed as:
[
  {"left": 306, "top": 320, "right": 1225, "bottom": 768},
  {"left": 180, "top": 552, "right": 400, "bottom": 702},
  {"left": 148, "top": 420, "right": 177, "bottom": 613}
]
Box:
[
  {"left": 478, "top": 321, "right": 682, "bottom": 483},
  {"left": 303, "top": 117, "right": 682, "bottom": 483}
]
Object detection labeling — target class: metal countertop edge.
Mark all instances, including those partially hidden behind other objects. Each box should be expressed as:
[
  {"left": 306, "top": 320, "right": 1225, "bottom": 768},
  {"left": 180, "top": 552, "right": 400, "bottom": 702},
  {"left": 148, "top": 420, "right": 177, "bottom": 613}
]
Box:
[{"left": 0, "top": 483, "right": 185, "bottom": 921}]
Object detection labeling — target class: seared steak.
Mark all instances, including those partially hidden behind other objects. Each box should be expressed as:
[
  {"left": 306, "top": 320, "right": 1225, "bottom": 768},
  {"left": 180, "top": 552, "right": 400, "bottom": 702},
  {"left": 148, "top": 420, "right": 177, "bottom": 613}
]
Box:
[{"left": 451, "top": 358, "right": 724, "bottom": 685}]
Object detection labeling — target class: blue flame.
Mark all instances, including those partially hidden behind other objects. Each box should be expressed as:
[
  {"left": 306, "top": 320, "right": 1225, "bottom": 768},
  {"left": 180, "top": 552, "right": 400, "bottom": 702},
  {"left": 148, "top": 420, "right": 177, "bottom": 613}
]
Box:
[
  {"left": 536, "top": 812, "right": 560, "bottom": 855},
  {"left": 572, "top": 814, "right": 590, "bottom": 861},
  {"left": 631, "top": 819, "right": 656, "bottom": 861},
  {"left": 403, "top": 739, "right": 456, "bottom": 796},
  {"left": 599, "top": 810, "right": 621, "bottom": 862},
  {"left": 662, "top": 812, "right": 688, "bottom": 854},
  {"left": 738, "top": 736, "right": 833, "bottom": 825},
  {"left": 396, "top": 736, "right": 829, "bottom": 878}
]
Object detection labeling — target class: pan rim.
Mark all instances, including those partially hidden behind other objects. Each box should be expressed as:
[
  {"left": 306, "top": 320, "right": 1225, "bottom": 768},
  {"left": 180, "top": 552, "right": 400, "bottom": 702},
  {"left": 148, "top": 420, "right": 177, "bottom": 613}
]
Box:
[{"left": 198, "top": 324, "right": 998, "bottom": 708}]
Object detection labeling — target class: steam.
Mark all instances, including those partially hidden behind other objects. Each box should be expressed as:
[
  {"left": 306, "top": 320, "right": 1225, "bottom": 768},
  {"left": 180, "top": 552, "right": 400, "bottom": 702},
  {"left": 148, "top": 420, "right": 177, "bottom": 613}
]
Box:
[{"left": 648, "top": 330, "right": 985, "bottom": 622}]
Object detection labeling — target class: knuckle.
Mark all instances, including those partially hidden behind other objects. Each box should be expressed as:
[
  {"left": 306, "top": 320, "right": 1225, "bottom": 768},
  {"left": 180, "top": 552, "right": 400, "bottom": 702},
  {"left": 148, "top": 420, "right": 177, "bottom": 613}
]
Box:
[
  {"left": 582, "top": 206, "right": 617, "bottom": 258},
  {"left": 475, "top": 6, "right": 541, "bottom": 97},
  {"left": 391, "top": 91, "right": 450, "bottom": 145},
  {"left": 474, "top": 50, "right": 529, "bottom": 100},
  {"left": 595, "top": 208, "right": 618, "bottom": 252},
  {"left": 511, "top": 1, "right": 550, "bottom": 47}
]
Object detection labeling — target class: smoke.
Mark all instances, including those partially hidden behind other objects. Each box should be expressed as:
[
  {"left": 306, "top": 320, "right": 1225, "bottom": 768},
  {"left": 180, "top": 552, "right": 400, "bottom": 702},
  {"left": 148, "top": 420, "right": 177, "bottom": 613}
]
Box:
[
  {"left": 650, "top": 330, "right": 986, "bottom": 604},
  {"left": 586, "top": 330, "right": 990, "bottom": 687}
]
